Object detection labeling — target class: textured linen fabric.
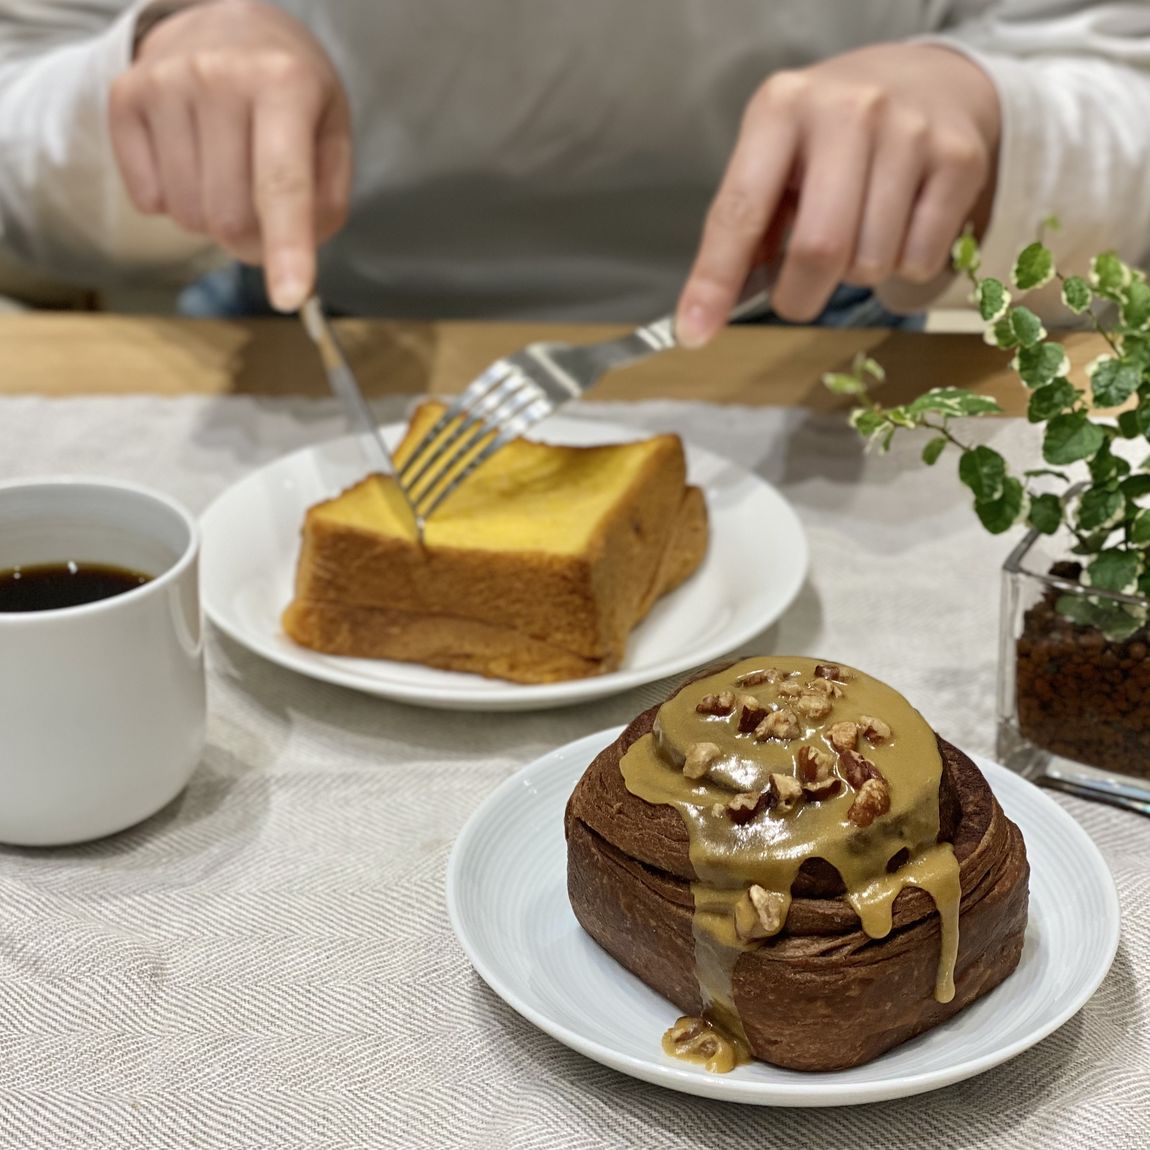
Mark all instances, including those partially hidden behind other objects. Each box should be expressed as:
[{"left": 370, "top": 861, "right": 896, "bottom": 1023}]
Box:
[{"left": 0, "top": 395, "right": 1145, "bottom": 1148}]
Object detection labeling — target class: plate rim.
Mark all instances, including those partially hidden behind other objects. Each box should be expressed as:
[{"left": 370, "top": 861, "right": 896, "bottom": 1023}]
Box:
[
  {"left": 446, "top": 725, "right": 1121, "bottom": 1106},
  {"left": 199, "top": 416, "right": 809, "bottom": 711}
]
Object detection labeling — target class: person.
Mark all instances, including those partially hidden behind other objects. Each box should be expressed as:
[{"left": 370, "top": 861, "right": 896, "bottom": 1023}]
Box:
[{"left": 0, "top": 1, "right": 1148, "bottom": 340}]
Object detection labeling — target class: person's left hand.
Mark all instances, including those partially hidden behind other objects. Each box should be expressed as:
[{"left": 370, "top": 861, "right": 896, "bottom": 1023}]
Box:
[{"left": 675, "top": 43, "right": 1001, "bottom": 345}]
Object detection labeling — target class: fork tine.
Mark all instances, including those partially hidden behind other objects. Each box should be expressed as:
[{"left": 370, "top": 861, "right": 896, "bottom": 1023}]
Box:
[
  {"left": 415, "top": 388, "right": 554, "bottom": 521},
  {"left": 410, "top": 370, "right": 541, "bottom": 510},
  {"left": 400, "top": 366, "right": 523, "bottom": 498},
  {"left": 398, "top": 361, "right": 511, "bottom": 485}
]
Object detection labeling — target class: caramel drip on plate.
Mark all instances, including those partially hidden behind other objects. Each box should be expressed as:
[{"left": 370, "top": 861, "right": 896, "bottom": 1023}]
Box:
[{"left": 619, "top": 656, "right": 961, "bottom": 1070}]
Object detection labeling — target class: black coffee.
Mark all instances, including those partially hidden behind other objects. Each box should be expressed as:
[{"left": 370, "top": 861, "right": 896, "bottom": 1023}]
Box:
[{"left": 0, "top": 562, "right": 152, "bottom": 613}]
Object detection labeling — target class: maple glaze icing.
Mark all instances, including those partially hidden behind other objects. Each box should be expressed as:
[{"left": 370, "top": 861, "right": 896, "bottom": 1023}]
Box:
[{"left": 619, "top": 656, "right": 961, "bottom": 1070}]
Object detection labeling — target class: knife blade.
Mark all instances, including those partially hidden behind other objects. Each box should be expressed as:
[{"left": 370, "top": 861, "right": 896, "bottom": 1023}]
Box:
[{"left": 300, "top": 296, "right": 424, "bottom": 540}]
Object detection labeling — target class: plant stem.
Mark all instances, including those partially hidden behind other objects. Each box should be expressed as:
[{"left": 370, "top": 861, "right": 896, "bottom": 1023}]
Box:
[{"left": 920, "top": 420, "right": 974, "bottom": 452}]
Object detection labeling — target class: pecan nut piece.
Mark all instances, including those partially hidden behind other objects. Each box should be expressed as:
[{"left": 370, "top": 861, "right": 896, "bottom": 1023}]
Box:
[
  {"left": 726, "top": 790, "right": 766, "bottom": 825},
  {"left": 802, "top": 775, "right": 843, "bottom": 801},
  {"left": 696, "top": 690, "right": 736, "bottom": 716},
  {"left": 735, "top": 668, "right": 785, "bottom": 687},
  {"left": 847, "top": 776, "right": 892, "bottom": 827},
  {"left": 683, "top": 741, "right": 721, "bottom": 780},
  {"left": 664, "top": 1016, "right": 738, "bottom": 1073},
  {"left": 777, "top": 680, "right": 804, "bottom": 699},
  {"left": 795, "top": 691, "right": 833, "bottom": 721},
  {"left": 814, "top": 663, "right": 847, "bottom": 681},
  {"left": 766, "top": 772, "right": 804, "bottom": 814},
  {"left": 838, "top": 747, "right": 881, "bottom": 790},
  {"left": 804, "top": 678, "right": 844, "bottom": 698},
  {"left": 754, "top": 707, "right": 800, "bottom": 742},
  {"left": 736, "top": 696, "right": 769, "bottom": 733},
  {"left": 860, "top": 714, "right": 893, "bottom": 745},
  {"left": 828, "top": 721, "right": 860, "bottom": 754},
  {"left": 795, "top": 744, "right": 835, "bottom": 782},
  {"left": 734, "top": 884, "right": 788, "bottom": 942}
]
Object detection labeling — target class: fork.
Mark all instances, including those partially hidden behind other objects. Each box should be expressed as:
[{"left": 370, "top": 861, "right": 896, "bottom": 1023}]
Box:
[{"left": 399, "top": 276, "right": 774, "bottom": 523}]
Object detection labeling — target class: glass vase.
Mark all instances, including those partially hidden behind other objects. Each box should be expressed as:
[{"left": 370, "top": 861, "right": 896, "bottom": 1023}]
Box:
[{"left": 998, "top": 517, "right": 1150, "bottom": 812}]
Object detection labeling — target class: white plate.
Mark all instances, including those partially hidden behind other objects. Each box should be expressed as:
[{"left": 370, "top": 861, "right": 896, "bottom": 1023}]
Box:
[
  {"left": 447, "top": 728, "right": 1120, "bottom": 1106},
  {"left": 200, "top": 417, "right": 807, "bottom": 711}
]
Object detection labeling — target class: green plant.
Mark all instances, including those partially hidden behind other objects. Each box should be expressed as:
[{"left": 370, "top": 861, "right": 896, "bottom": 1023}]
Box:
[{"left": 823, "top": 222, "right": 1150, "bottom": 639}]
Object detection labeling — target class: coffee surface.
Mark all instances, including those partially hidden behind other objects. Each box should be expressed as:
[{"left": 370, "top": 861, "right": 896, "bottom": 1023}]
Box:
[{"left": 0, "top": 562, "right": 151, "bottom": 612}]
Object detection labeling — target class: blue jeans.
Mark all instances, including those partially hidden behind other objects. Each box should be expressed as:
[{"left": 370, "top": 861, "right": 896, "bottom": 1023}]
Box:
[{"left": 179, "top": 264, "right": 923, "bottom": 329}]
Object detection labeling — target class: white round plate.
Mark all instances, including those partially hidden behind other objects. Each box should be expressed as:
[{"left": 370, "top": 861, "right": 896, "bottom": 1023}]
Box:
[
  {"left": 200, "top": 417, "right": 807, "bottom": 711},
  {"left": 447, "top": 728, "right": 1120, "bottom": 1106}
]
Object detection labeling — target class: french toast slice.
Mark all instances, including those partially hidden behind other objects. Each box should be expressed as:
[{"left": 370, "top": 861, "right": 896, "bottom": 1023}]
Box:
[{"left": 282, "top": 403, "right": 708, "bottom": 682}]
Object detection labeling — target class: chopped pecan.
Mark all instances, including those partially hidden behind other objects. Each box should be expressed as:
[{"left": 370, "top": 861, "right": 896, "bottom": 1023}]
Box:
[
  {"left": 736, "top": 695, "right": 769, "bottom": 733},
  {"left": 847, "top": 776, "right": 891, "bottom": 827},
  {"left": 804, "top": 677, "right": 844, "bottom": 698},
  {"left": 814, "top": 663, "right": 847, "bottom": 681},
  {"left": 734, "top": 884, "right": 787, "bottom": 941},
  {"left": 777, "top": 680, "right": 804, "bottom": 698},
  {"left": 754, "top": 707, "right": 800, "bottom": 742},
  {"left": 735, "top": 668, "right": 785, "bottom": 687},
  {"left": 726, "top": 791, "right": 766, "bottom": 825},
  {"left": 664, "top": 1016, "right": 738, "bottom": 1073},
  {"left": 795, "top": 744, "right": 835, "bottom": 782},
  {"left": 838, "top": 747, "right": 881, "bottom": 790},
  {"left": 828, "top": 721, "right": 859, "bottom": 754},
  {"left": 683, "top": 741, "right": 721, "bottom": 780},
  {"left": 696, "top": 690, "right": 736, "bottom": 716},
  {"left": 766, "top": 772, "right": 804, "bottom": 814},
  {"left": 795, "top": 691, "right": 833, "bottom": 721},
  {"left": 802, "top": 775, "right": 843, "bottom": 801},
  {"left": 860, "top": 714, "right": 892, "bottom": 745}
]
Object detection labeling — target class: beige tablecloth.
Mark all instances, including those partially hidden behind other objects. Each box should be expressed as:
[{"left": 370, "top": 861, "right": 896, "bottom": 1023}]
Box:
[{"left": 0, "top": 396, "right": 1144, "bottom": 1149}]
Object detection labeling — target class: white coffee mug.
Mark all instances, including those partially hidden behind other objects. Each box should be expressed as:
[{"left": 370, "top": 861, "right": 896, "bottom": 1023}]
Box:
[{"left": 0, "top": 477, "right": 206, "bottom": 845}]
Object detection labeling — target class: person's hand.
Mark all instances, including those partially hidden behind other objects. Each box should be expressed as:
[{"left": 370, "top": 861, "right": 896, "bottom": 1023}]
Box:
[
  {"left": 108, "top": 0, "right": 351, "bottom": 312},
  {"left": 676, "top": 43, "right": 1001, "bottom": 345}
]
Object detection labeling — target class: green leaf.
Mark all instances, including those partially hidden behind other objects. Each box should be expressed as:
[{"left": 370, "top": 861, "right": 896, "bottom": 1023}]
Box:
[
  {"left": 1085, "top": 549, "right": 1141, "bottom": 594},
  {"left": 1056, "top": 594, "right": 1144, "bottom": 642},
  {"left": 973, "top": 477, "right": 1025, "bottom": 534},
  {"left": 823, "top": 372, "right": 869, "bottom": 397},
  {"left": 1043, "top": 412, "right": 1106, "bottom": 464},
  {"left": 986, "top": 315, "right": 1020, "bottom": 350},
  {"left": 1009, "top": 307, "right": 1046, "bottom": 349},
  {"left": 1091, "top": 251, "right": 1132, "bottom": 297},
  {"left": 1121, "top": 279, "right": 1150, "bottom": 331},
  {"left": 1123, "top": 474, "right": 1150, "bottom": 499},
  {"left": 1077, "top": 487, "right": 1124, "bottom": 531},
  {"left": 1027, "top": 378, "right": 1079, "bottom": 423},
  {"left": 1028, "top": 492, "right": 1063, "bottom": 535},
  {"left": 851, "top": 352, "right": 886, "bottom": 383},
  {"left": 850, "top": 408, "right": 889, "bottom": 438},
  {"left": 1125, "top": 334, "right": 1150, "bottom": 370},
  {"left": 1015, "top": 342, "right": 1070, "bottom": 389},
  {"left": 1024, "top": 467, "right": 1070, "bottom": 482},
  {"left": 921, "top": 436, "right": 947, "bottom": 466},
  {"left": 1013, "top": 243, "right": 1055, "bottom": 291},
  {"left": 976, "top": 278, "right": 1011, "bottom": 322},
  {"left": 1072, "top": 530, "right": 1111, "bottom": 556},
  {"left": 1118, "top": 410, "right": 1141, "bottom": 438},
  {"left": 951, "top": 229, "right": 980, "bottom": 274},
  {"left": 1089, "top": 356, "right": 1141, "bottom": 408},
  {"left": 1061, "top": 275, "right": 1092, "bottom": 315},
  {"left": 958, "top": 445, "right": 1007, "bottom": 502},
  {"left": 1089, "top": 441, "right": 1130, "bottom": 484},
  {"left": 1130, "top": 509, "right": 1150, "bottom": 545},
  {"left": 906, "top": 388, "right": 1003, "bottom": 419}
]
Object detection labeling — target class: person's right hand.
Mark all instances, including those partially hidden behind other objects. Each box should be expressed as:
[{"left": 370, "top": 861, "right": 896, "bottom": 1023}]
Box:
[{"left": 108, "top": 0, "right": 352, "bottom": 312}]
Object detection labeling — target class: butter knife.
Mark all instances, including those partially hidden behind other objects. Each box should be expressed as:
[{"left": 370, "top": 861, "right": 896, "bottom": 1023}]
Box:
[{"left": 300, "top": 296, "right": 424, "bottom": 540}]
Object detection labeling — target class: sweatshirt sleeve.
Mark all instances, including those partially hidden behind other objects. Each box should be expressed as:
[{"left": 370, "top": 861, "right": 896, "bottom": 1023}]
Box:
[
  {"left": 0, "top": 1, "right": 216, "bottom": 284},
  {"left": 923, "top": 1, "right": 1150, "bottom": 316}
]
